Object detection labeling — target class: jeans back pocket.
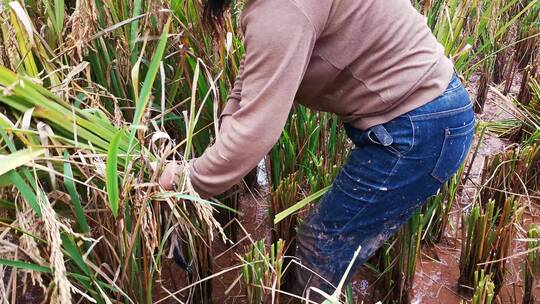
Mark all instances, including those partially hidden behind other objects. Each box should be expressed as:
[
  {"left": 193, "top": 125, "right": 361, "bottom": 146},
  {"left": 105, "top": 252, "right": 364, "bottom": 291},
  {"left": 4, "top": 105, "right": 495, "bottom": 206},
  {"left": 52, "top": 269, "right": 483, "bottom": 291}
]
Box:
[{"left": 431, "top": 119, "right": 475, "bottom": 183}]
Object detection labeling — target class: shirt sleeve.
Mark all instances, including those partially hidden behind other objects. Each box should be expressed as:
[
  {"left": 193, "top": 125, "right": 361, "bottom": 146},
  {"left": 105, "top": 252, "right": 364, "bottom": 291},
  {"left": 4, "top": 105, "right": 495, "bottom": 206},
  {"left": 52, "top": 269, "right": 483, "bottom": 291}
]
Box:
[
  {"left": 219, "top": 57, "right": 245, "bottom": 121},
  {"left": 189, "top": 0, "right": 317, "bottom": 198}
]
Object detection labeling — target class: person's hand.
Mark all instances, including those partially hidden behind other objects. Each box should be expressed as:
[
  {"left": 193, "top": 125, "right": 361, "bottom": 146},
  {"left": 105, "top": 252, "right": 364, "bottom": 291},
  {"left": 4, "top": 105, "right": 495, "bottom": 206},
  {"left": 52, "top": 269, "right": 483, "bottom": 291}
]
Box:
[{"left": 159, "top": 162, "right": 184, "bottom": 191}]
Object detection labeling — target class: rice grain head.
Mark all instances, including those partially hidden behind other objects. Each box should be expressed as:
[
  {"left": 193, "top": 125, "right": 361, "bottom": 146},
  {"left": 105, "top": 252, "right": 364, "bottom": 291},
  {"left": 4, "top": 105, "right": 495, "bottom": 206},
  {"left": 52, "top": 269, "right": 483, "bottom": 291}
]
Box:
[
  {"left": 37, "top": 189, "right": 73, "bottom": 304},
  {"left": 65, "top": 0, "right": 98, "bottom": 63},
  {"left": 15, "top": 201, "right": 46, "bottom": 290}
]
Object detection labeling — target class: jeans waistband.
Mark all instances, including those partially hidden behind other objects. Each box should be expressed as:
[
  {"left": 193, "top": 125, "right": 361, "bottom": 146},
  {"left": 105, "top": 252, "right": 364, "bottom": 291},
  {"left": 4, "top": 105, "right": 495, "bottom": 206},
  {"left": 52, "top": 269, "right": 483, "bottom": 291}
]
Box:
[{"left": 407, "top": 74, "right": 472, "bottom": 121}]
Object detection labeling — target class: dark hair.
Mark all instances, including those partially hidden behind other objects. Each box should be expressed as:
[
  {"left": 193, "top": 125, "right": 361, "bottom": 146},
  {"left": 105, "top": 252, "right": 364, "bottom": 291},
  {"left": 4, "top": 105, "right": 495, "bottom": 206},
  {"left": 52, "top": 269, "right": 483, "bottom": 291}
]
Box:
[{"left": 203, "top": 0, "right": 232, "bottom": 34}]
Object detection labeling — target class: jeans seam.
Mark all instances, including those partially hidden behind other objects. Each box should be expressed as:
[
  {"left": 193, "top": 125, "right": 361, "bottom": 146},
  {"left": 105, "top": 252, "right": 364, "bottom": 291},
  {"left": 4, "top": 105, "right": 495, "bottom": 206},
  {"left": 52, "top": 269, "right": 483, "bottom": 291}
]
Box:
[
  {"left": 378, "top": 156, "right": 401, "bottom": 198},
  {"left": 401, "top": 114, "right": 415, "bottom": 155},
  {"left": 442, "top": 82, "right": 462, "bottom": 94},
  {"left": 447, "top": 120, "right": 476, "bottom": 137},
  {"left": 367, "top": 117, "right": 415, "bottom": 157},
  {"left": 367, "top": 130, "right": 402, "bottom": 157},
  {"left": 385, "top": 115, "right": 415, "bottom": 156},
  {"left": 334, "top": 182, "right": 369, "bottom": 202},
  {"left": 449, "top": 130, "right": 474, "bottom": 137},
  {"left": 431, "top": 128, "right": 448, "bottom": 183},
  {"left": 339, "top": 165, "right": 359, "bottom": 182},
  {"left": 410, "top": 102, "right": 472, "bottom": 121},
  {"left": 337, "top": 167, "right": 385, "bottom": 202},
  {"left": 387, "top": 146, "right": 402, "bottom": 157}
]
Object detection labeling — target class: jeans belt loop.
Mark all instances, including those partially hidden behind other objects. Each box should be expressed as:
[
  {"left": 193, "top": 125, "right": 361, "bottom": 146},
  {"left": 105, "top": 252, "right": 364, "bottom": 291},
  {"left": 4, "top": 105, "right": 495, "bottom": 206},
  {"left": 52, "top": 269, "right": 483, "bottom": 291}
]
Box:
[{"left": 370, "top": 124, "right": 393, "bottom": 146}]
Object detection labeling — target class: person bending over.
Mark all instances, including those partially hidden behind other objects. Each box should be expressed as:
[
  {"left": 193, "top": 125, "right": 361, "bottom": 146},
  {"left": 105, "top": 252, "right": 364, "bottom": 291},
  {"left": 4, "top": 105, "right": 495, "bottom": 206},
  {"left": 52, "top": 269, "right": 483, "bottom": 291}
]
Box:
[{"left": 160, "top": 0, "right": 475, "bottom": 301}]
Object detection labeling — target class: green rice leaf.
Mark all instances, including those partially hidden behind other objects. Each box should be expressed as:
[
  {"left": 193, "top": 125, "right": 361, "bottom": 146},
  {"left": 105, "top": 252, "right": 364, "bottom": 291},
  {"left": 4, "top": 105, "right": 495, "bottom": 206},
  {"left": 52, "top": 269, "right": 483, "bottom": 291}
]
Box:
[
  {"left": 0, "top": 258, "right": 51, "bottom": 273},
  {"left": 54, "top": 0, "right": 65, "bottom": 36},
  {"left": 127, "top": 19, "right": 171, "bottom": 152},
  {"left": 106, "top": 130, "right": 123, "bottom": 218},
  {"left": 7, "top": 171, "right": 41, "bottom": 217},
  {"left": 0, "top": 148, "right": 45, "bottom": 176},
  {"left": 61, "top": 233, "right": 91, "bottom": 276},
  {"left": 274, "top": 185, "right": 331, "bottom": 224},
  {"left": 63, "top": 151, "right": 90, "bottom": 233},
  {"left": 8, "top": 2, "right": 34, "bottom": 46},
  {"left": 0, "top": 199, "right": 15, "bottom": 209},
  {"left": 0, "top": 258, "right": 117, "bottom": 293},
  {"left": 0, "top": 173, "right": 11, "bottom": 187}
]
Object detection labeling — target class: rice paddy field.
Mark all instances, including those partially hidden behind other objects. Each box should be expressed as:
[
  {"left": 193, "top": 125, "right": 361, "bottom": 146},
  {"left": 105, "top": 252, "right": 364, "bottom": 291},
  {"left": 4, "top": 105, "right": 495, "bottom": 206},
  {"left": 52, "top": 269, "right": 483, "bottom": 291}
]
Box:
[{"left": 0, "top": 0, "right": 538, "bottom": 303}]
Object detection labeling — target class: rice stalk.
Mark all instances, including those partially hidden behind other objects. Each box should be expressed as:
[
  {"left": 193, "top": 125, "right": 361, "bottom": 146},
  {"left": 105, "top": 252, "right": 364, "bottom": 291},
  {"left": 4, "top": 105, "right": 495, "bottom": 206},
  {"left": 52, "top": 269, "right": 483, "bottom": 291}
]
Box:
[
  {"left": 522, "top": 224, "right": 539, "bottom": 304},
  {"left": 459, "top": 198, "right": 523, "bottom": 294},
  {"left": 372, "top": 211, "right": 424, "bottom": 304},
  {"left": 471, "top": 270, "right": 495, "bottom": 304},
  {"left": 241, "top": 239, "right": 285, "bottom": 304}
]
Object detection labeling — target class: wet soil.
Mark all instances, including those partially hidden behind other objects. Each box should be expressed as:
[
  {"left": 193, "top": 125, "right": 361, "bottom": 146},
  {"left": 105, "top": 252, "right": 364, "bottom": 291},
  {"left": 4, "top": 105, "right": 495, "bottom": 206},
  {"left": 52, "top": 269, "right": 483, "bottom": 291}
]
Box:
[{"left": 211, "top": 188, "right": 272, "bottom": 304}]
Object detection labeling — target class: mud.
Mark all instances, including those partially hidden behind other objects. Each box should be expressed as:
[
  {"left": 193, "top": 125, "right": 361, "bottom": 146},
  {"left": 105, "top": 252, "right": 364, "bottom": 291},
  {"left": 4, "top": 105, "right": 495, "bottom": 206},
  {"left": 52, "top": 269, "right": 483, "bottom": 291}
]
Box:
[{"left": 211, "top": 188, "right": 272, "bottom": 304}]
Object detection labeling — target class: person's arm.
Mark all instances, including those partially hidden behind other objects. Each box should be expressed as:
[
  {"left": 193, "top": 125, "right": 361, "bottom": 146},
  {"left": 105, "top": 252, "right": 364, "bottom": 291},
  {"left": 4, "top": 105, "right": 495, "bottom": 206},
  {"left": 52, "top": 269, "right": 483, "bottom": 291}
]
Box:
[
  {"left": 219, "top": 57, "right": 244, "bottom": 134},
  {"left": 220, "top": 57, "right": 245, "bottom": 123},
  {"left": 189, "top": 0, "right": 317, "bottom": 198}
]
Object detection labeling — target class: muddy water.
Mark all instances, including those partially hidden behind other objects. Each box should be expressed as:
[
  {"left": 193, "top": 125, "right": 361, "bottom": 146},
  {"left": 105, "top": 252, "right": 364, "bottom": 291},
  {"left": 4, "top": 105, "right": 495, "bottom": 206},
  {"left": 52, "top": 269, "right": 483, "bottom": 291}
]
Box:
[
  {"left": 211, "top": 189, "right": 272, "bottom": 304},
  {"left": 412, "top": 244, "right": 464, "bottom": 303}
]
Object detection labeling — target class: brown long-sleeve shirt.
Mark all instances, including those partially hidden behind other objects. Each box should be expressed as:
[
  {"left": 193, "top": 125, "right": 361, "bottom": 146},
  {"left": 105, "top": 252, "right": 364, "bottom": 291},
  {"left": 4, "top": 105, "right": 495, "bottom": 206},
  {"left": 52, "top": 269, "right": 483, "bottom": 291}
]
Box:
[{"left": 189, "top": 0, "right": 454, "bottom": 198}]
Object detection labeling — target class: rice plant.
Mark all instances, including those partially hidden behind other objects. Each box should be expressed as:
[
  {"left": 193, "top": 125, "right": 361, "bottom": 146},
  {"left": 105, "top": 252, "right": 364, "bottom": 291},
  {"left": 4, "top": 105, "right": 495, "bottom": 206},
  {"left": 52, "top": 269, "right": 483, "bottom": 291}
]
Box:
[
  {"left": 471, "top": 270, "right": 496, "bottom": 304},
  {"left": 481, "top": 118, "right": 523, "bottom": 139},
  {"left": 268, "top": 107, "right": 347, "bottom": 280},
  {"left": 522, "top": 225, "right": 539, "bottom": 304},
  {"left": 459, "top": 105, "right": 539, "bottom": 298},
  {"left": 0, "top": 36, "right": 221, "bottom": 303},
  {"left": 270, "top": 173, "right": 299, "bottom": 256},
  {"left": 241, "top": 239, "right": 285, "bottom": 304},
  {"left": 421, "top": 163, "right": 467, "bottom": 244},
  {"left": 477, "top": 135, "right": 539, "bottom": 208},
  {"left": 0, "top": 1, "right": 242, "bottom": 302},
  {"left": 514, "top": 0, "right": 539, "bottom": 103},
  {"left": 459, "top": 198, "right": 523, "bottom": 294},
  {"left": 371, "top": 211, "right": 425, "bottom": 304}
]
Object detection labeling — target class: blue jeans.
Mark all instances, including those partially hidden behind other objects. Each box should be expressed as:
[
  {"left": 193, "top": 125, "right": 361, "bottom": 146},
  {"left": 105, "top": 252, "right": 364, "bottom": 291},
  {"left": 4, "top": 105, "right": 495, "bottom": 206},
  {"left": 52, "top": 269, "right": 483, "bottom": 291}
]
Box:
[{"left": 294, "top": 74, "right": 475, "bottom": 297}]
